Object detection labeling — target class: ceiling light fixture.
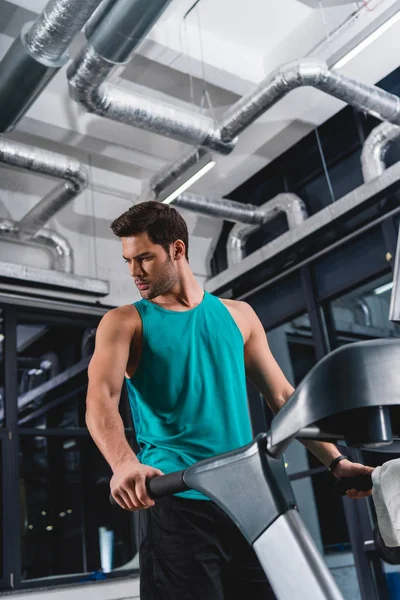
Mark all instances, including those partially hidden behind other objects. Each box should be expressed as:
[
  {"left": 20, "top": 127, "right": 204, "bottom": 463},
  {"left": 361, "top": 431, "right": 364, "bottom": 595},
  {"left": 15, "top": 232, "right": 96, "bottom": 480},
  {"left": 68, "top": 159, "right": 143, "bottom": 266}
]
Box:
[
  {"left": 161, "top": 159, "right": 216, "bottom": 205},
  {"left": 374, "top": 282, "right": 393, "bottom": 295}
]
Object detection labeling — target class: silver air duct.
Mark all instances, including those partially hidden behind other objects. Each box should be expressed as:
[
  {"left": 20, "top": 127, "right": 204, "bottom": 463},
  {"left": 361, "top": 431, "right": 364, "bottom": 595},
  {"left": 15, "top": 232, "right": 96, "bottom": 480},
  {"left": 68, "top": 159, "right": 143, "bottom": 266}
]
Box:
[
  {"left": 219, "top": 60, "right": 400, "bottom": 142},
  {"left": 0, "top": 138, "right": 88, "bottom": 240},
  {"left": 173, "top": 193, "right": 272, "bottom": 224},
  {"left": 151, "top": 59, "right": 400, "bottom": 200},
  {"left": 227, "top": 195, "right": 308, "bottom": 266},
  {"left": 67, "top": 0, "right": 232, "bottom": 155},
  {"left": 0, "top": 143, "right": 108, "bottom": 294},
  {"left": 205, "top": 161, "right": 400, "bottom": 296},
  {"left": 0, "top": 218, "right": 73, "bottom": 272},
  {"left": 361, "top": 122, "right": 400, "bottom": 182},
  {"left": 0, "top": 0, "right": 104, "bottom": 133},
  {"left": 165, "top": 192, "right": 307, "bottom": 267}
]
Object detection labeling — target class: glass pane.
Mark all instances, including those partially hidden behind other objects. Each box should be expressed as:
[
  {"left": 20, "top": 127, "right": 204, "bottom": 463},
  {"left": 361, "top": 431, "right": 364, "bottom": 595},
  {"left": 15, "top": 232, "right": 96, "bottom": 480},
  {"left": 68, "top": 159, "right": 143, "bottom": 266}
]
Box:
[
  {"left": 329, "top": 272, "right": 400, "bottom": 345},
  {"left": 267, "top": 316, "right": 322, "bottom": 545},
  {"left": 15, "top": 315, "right": 97, "bottom": 428},
  {"left": 0, "top": 441, "right": 3, "bottom": 579},
  {"left": 328, "top": 272, "right": 400, "bottom": 596},
  {"left": 268, "top": 315, "right": 359, "bottom": 595},
  {"left": 20, "top": 436, "right": 136, "bottom": 581},
  {"left": 0, "top": 308, "right": 3, "bottom": 427},
  {"left": 284, "top": 314, "right": 317, "bottom": 385},
  {"left": 306, "top": 455, "right": 350, "bottom": 554}
]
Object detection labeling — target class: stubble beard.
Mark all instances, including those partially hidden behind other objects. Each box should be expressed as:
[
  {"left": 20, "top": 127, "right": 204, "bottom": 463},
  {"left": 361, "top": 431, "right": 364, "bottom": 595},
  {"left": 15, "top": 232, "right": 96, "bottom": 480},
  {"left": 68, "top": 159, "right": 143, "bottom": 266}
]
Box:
[{"left": 141, "top": 257, "right": 179, "bottom": 300}]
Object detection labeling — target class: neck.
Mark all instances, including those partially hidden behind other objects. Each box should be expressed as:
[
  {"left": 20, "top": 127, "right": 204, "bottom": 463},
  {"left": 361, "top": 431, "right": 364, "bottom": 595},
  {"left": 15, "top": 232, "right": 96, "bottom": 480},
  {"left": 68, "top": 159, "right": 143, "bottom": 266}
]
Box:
[{"left": 153, "top": 263, "right": 204, "bottom": 309}]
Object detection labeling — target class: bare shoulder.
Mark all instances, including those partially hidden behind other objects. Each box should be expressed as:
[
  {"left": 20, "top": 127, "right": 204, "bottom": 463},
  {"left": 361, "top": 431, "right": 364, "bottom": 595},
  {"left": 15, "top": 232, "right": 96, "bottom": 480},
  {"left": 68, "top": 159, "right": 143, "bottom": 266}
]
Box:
[
  {"left": 218, "top": 298, "right": 259, "bottom": 342},
  {"left": 219, "top": 298, "right": 256, "bottom": 319},
  {"left": 98, "top": 304, "right": 141, "bottom": 336}
]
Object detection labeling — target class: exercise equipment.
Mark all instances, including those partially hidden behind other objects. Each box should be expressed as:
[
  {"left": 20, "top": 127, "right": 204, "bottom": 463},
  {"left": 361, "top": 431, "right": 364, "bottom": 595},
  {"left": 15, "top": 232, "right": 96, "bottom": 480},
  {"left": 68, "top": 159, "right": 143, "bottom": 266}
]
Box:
[{"left": 112, "top": 338, "right": 400, "bottom": 599}]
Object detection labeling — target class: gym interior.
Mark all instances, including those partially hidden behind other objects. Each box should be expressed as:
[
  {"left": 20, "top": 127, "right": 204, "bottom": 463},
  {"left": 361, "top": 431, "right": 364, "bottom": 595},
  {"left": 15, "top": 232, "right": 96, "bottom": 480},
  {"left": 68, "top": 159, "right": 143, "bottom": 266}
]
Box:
[{"left": 2, "top": 0, "right": 400, "bottom": 599}]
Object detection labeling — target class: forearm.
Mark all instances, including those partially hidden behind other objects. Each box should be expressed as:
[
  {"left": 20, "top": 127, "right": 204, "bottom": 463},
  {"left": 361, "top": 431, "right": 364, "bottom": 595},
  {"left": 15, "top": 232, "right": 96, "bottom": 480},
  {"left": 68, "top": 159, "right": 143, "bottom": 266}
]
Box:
[
  {"left": 300, "top": 439, "right": 342, "bottom": 467},
  {"left": 267, "top": 394, "right": 341, "bottom": 467},
  {"left": 86, "top": 399, "right": 138, "bottom": 472}
]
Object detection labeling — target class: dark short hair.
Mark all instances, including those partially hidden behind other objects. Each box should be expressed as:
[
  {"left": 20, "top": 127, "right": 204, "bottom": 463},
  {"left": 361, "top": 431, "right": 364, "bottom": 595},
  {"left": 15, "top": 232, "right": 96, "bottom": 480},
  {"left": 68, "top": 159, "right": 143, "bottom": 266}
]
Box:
[{"left": 111, "top": 201, "right": 189, "bottom": 259}]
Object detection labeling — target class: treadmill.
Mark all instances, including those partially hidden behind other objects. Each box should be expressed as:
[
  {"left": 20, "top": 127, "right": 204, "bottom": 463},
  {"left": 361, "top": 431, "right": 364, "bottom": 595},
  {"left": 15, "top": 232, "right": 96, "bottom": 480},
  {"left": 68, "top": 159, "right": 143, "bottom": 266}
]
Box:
[{"left": 116, "top": 338, "right": 400, "bottom": 600}]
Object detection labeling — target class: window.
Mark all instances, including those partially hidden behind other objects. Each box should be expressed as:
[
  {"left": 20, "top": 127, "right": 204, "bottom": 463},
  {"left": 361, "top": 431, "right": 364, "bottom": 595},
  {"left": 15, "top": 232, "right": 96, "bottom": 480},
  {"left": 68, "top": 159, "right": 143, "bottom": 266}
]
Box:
[
  {"left": 0, "top": 304, "right": 139, "bottom": 591},
  {"left": 0, "top": 309, "right": 3, "bottom": 428},
  {"left": 19, "top": 435, "right": 136, "bottom": 581},
  {"left": 267, "top": 317, "right": 325, "bottom": 550},
  {"left": 267, "top": 316, "right": 353, "bottom": 558},
  {"left": 15, "top": 314, "right": 95, "bottom": 428},
  {"left": 328, "top": 273, "right": 400, "bottom": 347},
  {"left": 0, "top": 441, "right": 3, "bottom": 580}
]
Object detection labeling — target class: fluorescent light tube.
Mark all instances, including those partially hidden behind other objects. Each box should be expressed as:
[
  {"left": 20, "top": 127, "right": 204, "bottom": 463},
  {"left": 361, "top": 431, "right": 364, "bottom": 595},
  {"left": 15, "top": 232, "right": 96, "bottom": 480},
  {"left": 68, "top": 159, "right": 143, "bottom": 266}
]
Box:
[{"left": 162, "top": 160, "right": 216, "bottom": 205}]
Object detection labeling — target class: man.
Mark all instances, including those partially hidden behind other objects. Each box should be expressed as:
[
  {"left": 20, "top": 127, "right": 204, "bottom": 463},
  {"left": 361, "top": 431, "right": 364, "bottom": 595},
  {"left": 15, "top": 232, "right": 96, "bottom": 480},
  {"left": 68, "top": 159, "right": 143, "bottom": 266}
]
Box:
[{"left": 86, "top": 201, "right": 373, "bottom": 599}]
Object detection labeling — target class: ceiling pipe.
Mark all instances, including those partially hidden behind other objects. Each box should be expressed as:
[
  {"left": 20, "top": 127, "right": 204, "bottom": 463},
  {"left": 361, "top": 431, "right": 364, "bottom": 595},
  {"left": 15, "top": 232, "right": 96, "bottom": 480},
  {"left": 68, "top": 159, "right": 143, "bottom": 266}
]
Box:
[
  {"left": 0, "top": 137, "right": 88, "bottom": 241},
  {"left": 67, "top": 0, "right": 233, "bottom": 155},
  {"left": 151, "top": 59, "right": 400, "bottom": 199},
  {"left": 168, "top": 192, "right": 307, "bottom": 267},
  {"left": 218, "top": 60, "right": 400, "bottom": 142},
  {"left": 227, "top": 194, "right": 308, "bottom": 266},
  {"left": 0, "top": 0, "right": 104, "bottom": 133},
  {"left": 0, "top": 219, "right": 73, "bottom": 272},
  {"left": 361, "top": 121, "right": 400, "bottom": 182},
  {"left": 172, "top": 193, "right": 274, "bottom": 225}
]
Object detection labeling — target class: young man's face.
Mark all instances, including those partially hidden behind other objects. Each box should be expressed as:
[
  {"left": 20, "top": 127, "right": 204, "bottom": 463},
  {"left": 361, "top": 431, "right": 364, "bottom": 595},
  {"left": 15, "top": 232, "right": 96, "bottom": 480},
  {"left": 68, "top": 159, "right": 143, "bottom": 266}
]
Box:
[{"left": 121, "top": 233, "right": 179, "bottom": 299}]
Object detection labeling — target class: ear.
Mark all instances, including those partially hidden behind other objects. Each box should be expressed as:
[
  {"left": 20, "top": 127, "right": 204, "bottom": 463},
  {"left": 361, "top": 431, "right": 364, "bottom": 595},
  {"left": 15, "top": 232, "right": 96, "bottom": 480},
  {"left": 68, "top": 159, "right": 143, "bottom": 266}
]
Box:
[{"left": 174, "top": 240, "right": 186, "bottom": 260}]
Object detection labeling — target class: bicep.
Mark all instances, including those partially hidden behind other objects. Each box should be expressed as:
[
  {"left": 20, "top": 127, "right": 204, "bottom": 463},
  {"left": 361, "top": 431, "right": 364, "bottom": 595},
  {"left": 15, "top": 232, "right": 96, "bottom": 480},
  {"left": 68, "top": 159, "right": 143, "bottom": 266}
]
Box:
[
  {"left": 244, "top": 306, "right": 294, "bottom": 407},
  {"left": 87, "top": 313, "right": 132, "bottom": 406}
]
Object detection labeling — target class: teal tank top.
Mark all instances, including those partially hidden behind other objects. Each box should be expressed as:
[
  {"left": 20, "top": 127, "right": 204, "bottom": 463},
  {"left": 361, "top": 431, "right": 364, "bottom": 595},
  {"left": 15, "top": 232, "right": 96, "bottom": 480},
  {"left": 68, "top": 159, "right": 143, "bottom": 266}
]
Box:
[{"left": 125, "top": 291, "right": 253, "bottom": 499}]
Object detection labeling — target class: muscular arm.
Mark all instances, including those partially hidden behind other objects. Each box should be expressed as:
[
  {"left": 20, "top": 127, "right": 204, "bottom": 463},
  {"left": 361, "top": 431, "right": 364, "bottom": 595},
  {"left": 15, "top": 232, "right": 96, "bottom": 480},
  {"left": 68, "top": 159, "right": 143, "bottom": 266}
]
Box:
[
  {"left": 242, "top": 302, "right": 342, "bottom": 467},
  {"left": 86, "top": 307, "right": 162, "bottom": 510},
  {"left": 86, "top": 308, "right": 136, "bottom": 471}
]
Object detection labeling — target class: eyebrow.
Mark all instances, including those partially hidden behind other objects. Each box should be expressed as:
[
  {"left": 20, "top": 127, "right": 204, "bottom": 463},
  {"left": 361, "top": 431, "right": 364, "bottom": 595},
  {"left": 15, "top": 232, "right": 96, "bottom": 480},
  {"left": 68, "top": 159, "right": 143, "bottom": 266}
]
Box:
[{"left": 122, "top": 252, "right": 154, "bottom": 261}]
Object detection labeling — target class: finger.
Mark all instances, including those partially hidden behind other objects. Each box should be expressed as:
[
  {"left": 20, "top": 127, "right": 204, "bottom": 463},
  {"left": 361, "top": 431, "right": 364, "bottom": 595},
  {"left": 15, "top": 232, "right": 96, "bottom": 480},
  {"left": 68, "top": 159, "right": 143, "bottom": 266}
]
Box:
[
  {"left": 112, "top": 491, "right": 130, "bottom": 511},
  {"left": 346, "top": 489, "right": 371, "bottom": 499},
  {"left": 123, "top": 483, "right": 141, "bottom": 510},
  {"left": 119, "top": 488, "right": 141, "bottom": 511},
  {"left": 136, "top": 477, "right": 154, "bottom": 508}
]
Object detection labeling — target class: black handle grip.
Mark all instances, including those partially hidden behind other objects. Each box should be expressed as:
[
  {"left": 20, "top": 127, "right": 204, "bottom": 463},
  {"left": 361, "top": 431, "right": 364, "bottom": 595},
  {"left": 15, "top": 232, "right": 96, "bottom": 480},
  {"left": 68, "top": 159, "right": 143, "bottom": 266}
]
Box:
[
  {"left": 147, "top": 470, "right": 187, "bottom": 499},
  {"left": 109, "top": 470, "right": 188, "bottom": 506},
  {"left": 335, "top": 473, "right": 373, "bottom": 496}
]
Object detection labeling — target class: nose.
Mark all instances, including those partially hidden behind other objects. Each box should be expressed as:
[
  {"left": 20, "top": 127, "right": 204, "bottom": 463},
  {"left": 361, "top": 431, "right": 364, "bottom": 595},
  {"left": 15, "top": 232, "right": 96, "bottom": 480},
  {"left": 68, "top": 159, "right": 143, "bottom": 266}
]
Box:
[{"left": 132, "top": 260, "right": 145, "bottom": 278}]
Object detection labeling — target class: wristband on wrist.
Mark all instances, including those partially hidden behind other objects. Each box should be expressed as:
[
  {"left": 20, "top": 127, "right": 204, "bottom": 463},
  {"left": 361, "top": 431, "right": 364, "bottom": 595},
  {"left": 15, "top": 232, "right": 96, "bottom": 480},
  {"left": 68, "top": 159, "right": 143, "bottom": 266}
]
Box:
[{"left": 329, "top": 454, "right": 349, "bottom": 473}]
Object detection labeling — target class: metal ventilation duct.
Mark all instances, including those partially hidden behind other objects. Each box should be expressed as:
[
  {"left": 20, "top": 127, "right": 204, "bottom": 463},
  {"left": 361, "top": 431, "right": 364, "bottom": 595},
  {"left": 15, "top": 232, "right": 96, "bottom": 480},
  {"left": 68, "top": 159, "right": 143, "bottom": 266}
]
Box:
[
  {"left": 163, "top": 192, "right": 307, "bottom": 268},
  {"left": 151, "top": 59, "right": 400, "bottom": 199},
  {"left": 0, "top": 139, "right": 108, "bottom": 295},
  {"left": 227, "top": 195, "right": 308, "bottom": 266},
  {"left": 219, "top": 60, "right": 400, "bottom": 142},
  {"left": 205, "top": 161, "right": 400, "bottom": 297},
  {"left": 0, "top": 0, "right": 104, "bottom": 132},
  {"left": 0, "top": 218, "right": 73, "bottom": 272},
  {"left": 67, "top": 0, "right": 233, "bottom": 155},
  {"left": 361, "top": 121, "right": 400, "bottom": 182},
  {"left": 172, "top": 193, "right": 271, "bottom": 225},
  {"left": 0, "top": 138, "right": 88, "bottom": 240}
]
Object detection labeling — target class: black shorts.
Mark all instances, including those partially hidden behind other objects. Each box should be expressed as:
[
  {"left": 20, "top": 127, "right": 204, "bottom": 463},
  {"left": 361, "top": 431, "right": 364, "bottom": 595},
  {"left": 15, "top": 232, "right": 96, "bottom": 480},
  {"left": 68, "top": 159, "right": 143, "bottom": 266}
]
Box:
[{"left": 138, "top": 495, "right": 276, "bottom": 600}]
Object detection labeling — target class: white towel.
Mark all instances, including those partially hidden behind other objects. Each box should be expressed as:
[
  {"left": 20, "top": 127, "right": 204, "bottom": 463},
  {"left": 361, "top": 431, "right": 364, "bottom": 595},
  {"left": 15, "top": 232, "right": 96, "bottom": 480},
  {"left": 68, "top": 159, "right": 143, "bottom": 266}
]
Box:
[{"left": 372, "top": 458, "right": 400, "bottom": 547}]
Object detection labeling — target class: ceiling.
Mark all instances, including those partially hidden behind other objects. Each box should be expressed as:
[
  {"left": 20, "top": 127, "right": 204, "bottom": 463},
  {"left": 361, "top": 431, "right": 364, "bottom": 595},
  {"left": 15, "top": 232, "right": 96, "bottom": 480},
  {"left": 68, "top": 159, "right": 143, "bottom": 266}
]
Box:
[{"left": 1, "top": 0, "right": 400, "bottom": 201}]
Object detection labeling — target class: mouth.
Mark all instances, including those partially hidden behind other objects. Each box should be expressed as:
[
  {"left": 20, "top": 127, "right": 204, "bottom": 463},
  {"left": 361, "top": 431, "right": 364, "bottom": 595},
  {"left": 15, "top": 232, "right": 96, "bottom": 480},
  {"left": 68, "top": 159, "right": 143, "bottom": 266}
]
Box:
[{"left": 136, "top": 281, "right": 150, "bottom": 291}]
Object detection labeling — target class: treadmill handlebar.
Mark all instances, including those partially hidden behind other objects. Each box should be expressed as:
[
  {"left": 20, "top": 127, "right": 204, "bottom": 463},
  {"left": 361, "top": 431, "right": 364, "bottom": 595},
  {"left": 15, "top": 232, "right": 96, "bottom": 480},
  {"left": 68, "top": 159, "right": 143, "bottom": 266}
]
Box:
[
  {"left": 109, "top": 470, "right": 188, "bottom": 506},
  {"left": 335, "top": 473, "right": 373, "bottom": 495}
]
